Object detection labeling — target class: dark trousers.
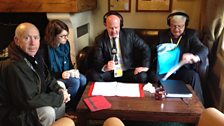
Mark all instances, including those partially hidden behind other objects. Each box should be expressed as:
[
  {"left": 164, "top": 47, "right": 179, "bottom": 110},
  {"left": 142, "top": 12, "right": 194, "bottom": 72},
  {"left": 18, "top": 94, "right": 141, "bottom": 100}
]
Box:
[{"left": 88, "top": 69, "right": 148, "bottom": 83}]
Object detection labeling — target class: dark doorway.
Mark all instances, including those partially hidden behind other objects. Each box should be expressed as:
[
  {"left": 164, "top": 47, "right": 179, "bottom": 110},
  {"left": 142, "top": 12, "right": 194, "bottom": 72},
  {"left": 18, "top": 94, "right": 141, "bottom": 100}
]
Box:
[{"left": 0, "top": 13, "right": 49, "bottom": 50}]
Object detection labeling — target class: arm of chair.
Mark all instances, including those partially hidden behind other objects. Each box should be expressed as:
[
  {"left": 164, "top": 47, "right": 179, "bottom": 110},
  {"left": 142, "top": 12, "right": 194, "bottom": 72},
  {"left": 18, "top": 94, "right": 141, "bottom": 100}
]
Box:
[
  {"left": 51, "top": 117, "right": 75, "bottom": 126},
  {"left": 196, "top": 57, "right": 209, "bottom": 83},
  {"left": 198, "top": 107, "right": 224, "bottom": 126},
  {"left": 76, "top": 46, "right": 94, "bottom": 75}
]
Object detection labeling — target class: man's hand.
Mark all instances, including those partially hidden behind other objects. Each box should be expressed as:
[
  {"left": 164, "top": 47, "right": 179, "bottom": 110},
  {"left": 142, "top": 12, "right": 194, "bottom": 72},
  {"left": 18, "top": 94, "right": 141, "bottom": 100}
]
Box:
[
  {"left": 58, "top": 89, "right": 71, "bottom": 103},
  {"left": 134, "top": 67, "right": 149, "bottom": 75},
  {"left": 103, "top": 60, "right": 115, "bottom": 72},
  {"left": 182, "top": 53, "right": 200, "bottom": 64}
]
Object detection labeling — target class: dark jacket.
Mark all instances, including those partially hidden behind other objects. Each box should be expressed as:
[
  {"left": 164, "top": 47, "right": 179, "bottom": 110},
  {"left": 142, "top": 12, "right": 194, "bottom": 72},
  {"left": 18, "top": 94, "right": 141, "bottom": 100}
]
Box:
[
  {"left": 0, "top": 42, "right": 64, "bottom": 126},
  {"left": 158, "top": 28, "right": 209, "bottom": 69},
  {"left": 93, "top": 28, "right": 151, "bottom": 71}
]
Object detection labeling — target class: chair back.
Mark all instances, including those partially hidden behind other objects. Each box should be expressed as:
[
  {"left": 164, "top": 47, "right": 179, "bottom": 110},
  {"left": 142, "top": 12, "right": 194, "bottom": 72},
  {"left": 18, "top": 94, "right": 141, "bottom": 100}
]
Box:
[
  {"left": 103, "top": 117, "right": 124, "bottom": 126},
  {"left": 198, "top": 107, "right": 224, "bottom": 126},
  {"left": 51, "top": 117, "right": 75, "bottom": 126}
]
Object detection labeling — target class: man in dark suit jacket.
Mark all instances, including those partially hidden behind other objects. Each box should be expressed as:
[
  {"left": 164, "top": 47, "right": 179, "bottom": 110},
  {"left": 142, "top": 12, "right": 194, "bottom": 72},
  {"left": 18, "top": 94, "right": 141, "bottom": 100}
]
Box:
[
  {"left": 89, "top": 11, "right": 151, "bottom": 83},
  {"left": 158, "top": 11, "right": 209, "bottom": 103}
]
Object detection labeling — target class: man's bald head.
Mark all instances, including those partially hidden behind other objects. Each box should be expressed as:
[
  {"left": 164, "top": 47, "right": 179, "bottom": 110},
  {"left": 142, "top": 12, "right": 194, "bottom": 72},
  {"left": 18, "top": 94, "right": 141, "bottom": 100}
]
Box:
[
  {"left": 14, "top": 22, "right": 40, "bottom": 57},
  {"left": 105, "top": 15, "right": 121, "bottom": 38},
  {"left": 15, "top": 23, "right": 39, "bottom": 38}
]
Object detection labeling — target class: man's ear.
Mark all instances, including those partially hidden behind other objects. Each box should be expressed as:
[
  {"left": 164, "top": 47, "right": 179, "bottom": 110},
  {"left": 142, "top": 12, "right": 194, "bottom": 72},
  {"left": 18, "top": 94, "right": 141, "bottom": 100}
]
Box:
[{"left": 14, "top": 36, "right": 19, "bottom": 46}]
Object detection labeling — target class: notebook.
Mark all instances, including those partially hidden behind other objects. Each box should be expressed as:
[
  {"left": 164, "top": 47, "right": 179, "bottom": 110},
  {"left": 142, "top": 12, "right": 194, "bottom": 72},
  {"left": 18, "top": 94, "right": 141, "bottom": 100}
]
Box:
[
  {"left": 83, "top": 96, "right": 112, "bottom": 112},
  {"left": 159, "top": 80, "right": 192, "bottom": 98}
]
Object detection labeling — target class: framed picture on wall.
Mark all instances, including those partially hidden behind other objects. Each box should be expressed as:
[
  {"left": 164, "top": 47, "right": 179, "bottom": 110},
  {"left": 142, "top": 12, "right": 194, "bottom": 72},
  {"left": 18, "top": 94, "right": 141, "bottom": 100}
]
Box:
[
  {"left": 136, "top": 0, "right": 172, "bottom": 12},
  {"left": 109, "top": 0, "right": 131, "bottom": 12}
]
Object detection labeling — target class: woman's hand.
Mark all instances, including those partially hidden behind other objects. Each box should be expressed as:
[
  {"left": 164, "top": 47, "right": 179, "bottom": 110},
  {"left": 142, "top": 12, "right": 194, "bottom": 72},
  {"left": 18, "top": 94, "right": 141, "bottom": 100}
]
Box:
[
  {"left": 62, "top": 71, "right": 70, "bottom": 79},
  {"left": 69, "top": 69, "right": 80, "bottom": 78}
]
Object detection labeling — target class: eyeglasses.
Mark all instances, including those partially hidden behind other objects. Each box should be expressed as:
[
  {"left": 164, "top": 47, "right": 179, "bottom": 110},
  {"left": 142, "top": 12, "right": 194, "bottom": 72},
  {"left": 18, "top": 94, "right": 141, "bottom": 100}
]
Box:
[
  {"left": 58, "top": 34, "right": 68, "bottom": 39},
  {"left": 170, "top": 24, "right": 185, "bottom": 29}
]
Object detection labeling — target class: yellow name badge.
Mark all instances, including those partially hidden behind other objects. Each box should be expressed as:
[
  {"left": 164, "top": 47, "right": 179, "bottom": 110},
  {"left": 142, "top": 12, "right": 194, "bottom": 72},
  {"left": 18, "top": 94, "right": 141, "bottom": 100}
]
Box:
[{"left": 114, "top": 64, "right": 123, "bottom": 78}]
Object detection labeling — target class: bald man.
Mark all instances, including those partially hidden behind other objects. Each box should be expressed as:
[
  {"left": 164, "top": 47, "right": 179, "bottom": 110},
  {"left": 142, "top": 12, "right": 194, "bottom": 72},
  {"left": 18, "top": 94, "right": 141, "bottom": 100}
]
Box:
[
  {"left": 0, "top": 22, "right": 70, "bottom": 126},
  {"left": 88, "top": 11, "right": 151, "bottom": 83}
]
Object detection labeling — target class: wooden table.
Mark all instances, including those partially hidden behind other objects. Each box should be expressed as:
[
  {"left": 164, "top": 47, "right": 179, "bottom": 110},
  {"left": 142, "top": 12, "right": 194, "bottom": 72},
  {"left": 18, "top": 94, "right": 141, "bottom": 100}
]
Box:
[{"left": 76, "top": 82, "right": 204, "bottom": 126}]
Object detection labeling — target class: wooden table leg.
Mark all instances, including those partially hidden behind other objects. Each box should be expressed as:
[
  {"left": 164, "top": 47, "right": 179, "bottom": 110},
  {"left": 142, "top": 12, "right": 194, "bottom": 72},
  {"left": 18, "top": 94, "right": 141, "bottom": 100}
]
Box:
[{"left": 77, "top": 114, "right": 88, "bottom": 126}]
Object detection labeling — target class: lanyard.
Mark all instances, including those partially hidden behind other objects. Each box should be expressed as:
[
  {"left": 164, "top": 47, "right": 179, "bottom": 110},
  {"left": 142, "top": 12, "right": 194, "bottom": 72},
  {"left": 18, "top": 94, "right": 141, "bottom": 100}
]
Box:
[{"left": 170, "top": 36, "right": 182, "bottom": 46}]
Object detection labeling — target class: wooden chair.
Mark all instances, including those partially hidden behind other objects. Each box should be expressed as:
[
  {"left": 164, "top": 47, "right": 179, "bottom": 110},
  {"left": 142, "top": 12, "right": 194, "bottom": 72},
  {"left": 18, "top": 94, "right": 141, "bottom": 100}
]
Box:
[
  {"left": 198, "top": 107, "right": 224, "bottom": 126},
  {"left": 102, "top": 109, "right": 224, "bottom": 126},
  {"left": 51, "top": 117, "right": 75, "bottom": 126},
  {"left": 103, "top": 117, "right": 125, "bottom": 126}
]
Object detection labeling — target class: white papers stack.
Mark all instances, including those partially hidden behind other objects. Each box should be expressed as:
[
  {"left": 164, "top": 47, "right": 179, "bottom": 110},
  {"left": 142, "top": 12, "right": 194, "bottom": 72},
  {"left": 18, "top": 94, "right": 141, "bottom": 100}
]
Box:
[
  {"left": 162, "top": 60, "right": 188, "bottom": 80},
  {"left": 91, "top": 82, "right": 141, "bottom": 97}
]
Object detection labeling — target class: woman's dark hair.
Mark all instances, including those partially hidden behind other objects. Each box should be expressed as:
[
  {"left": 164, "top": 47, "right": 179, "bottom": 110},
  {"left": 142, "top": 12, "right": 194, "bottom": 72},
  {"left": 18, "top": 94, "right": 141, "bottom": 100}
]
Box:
[{"left": 44, "top": 19, "right": 69, "bottom": 48}]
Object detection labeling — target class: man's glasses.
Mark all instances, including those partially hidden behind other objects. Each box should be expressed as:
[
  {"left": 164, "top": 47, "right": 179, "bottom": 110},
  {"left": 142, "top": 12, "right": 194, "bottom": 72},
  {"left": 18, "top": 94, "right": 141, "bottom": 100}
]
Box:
[{"left": 170, "top": 24, "right": 185, "bottom": 29}]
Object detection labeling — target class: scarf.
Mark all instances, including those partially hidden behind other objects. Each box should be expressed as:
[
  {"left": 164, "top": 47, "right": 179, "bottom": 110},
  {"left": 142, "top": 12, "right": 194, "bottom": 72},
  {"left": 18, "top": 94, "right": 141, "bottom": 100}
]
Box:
[{"left": 48, "top": 42, "right": 70, "bottom": 73}]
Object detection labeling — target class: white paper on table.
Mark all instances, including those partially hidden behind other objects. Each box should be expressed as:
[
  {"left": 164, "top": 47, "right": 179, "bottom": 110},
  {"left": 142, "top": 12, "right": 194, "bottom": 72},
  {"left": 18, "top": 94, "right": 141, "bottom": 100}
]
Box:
[
  {"left": 115, "top": 83, "right": 141, "bottom": 97},
  {"left": 162, "top": 60, "right": 188, "bottom": 80},
  {"left": 91, "top": 82, "right": 141, "bottom": 97},
  {"left": 91, "top": 82, "right": 117, "bottom": 96}
]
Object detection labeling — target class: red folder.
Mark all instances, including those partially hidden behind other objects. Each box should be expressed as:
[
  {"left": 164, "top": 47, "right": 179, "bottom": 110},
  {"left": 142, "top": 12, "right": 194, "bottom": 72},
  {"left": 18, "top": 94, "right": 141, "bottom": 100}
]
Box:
[{"left": 83, "top": 96, "right": 112, "bottom": 112}]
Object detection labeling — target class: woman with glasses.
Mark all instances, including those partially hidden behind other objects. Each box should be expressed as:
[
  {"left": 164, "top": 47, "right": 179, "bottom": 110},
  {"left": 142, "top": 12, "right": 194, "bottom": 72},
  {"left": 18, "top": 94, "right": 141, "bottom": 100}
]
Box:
[
  {"left": 157, "top": 10, "right": 208, "bottom": 104},
  {"left": 42, "top": 19, "right": 87, "bottom": 113}
]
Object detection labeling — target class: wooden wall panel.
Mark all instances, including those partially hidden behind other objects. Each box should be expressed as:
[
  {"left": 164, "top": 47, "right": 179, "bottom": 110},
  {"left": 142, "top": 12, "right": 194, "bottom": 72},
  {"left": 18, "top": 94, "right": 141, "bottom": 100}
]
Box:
[
  {"left": 77, "top": 0, "right": 97, "bottom": 12},
  {"left": 0, "top": 0, "right": 96, "bottom": 12}
]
